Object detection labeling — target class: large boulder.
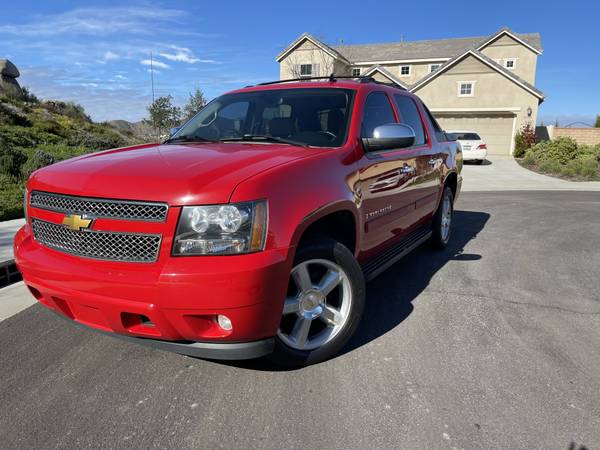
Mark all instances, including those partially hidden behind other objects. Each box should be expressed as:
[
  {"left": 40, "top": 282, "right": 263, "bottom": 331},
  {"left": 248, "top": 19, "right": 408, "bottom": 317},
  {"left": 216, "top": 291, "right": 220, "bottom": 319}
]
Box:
[
  {"left": 0, "top": 59, "right": 20, "bottom": 78},
  {"left": 0, "top": 59, "right": 23, "bottom": 98}
]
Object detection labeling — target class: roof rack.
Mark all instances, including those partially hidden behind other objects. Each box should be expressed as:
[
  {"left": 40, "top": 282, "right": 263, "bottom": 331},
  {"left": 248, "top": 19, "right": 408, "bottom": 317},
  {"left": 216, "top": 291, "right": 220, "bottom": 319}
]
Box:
[{"left": 254, "top": 74, "right": 406, "bottom": 90}]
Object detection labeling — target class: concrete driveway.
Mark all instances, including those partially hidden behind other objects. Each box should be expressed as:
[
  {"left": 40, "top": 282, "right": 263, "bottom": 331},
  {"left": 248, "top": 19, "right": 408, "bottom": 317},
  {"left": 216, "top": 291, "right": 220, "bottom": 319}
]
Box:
[
  {"left": 461, "top": 156, "right": 600, "bottom": 192},
  {"left": 1, "top": 191, "right": 599, "bottom": 449}
]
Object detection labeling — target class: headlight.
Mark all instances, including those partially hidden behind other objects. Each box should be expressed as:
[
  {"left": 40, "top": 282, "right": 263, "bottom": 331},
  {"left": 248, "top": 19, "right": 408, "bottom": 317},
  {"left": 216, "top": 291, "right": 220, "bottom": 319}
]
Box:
[{"left": 173, "top": 201, "right": 267, "bottom": 255}]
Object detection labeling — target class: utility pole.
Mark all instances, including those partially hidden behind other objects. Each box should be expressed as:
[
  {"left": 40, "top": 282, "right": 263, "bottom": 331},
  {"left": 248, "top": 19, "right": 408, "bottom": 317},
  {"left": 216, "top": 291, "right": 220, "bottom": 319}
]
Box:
[{"left": 150, "top": 51, "right": 157, "bottom": 141}]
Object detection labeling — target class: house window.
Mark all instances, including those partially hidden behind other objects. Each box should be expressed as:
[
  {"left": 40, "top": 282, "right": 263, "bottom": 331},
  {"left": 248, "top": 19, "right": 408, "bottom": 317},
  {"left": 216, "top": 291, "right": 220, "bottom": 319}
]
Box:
[
  {"left": 399, "top": 65, "right": 411, "bottom": 76},
  {"left": 429, "top": 64, "right": 441, "bottom": 73},
  {"left": 457, "top": 82, "right": 474, "bottom": 97},
  {"left": 299, "top": 64, "right": 313, "bottom": 77},
  {"left": 504, "top": 58, "right": 517, "bottom": 70},
  {"left": 352, "top": 67, "right": 361, "bottom": 77}
]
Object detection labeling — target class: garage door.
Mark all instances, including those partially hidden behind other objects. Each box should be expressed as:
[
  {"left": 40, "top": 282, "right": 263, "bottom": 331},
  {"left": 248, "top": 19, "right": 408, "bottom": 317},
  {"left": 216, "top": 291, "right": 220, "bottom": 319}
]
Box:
[{"left": 434, "top": 113, "right": 515, "bottom": 155}]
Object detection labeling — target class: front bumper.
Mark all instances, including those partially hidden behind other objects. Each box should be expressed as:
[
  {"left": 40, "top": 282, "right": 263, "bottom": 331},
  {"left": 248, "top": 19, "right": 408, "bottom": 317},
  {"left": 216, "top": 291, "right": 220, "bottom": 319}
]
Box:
[{"left": 14, "top": 224, "right": 292, "bottom": 359}]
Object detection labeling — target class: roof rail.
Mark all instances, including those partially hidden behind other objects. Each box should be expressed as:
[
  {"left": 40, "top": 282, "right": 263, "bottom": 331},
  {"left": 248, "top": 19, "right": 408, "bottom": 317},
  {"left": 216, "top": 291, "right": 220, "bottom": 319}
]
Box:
[{"left": 254, "top": 74, "right": 406, "bottom": 90}]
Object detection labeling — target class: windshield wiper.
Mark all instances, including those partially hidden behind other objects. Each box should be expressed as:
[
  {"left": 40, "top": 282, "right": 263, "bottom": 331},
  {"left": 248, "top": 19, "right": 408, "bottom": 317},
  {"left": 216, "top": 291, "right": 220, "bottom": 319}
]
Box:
[
  {"left": 219, "top": 134, "right": 309, "bottom": 148},
  {"left": 164, "top": 135, "right": 217, "bottom": 144}
]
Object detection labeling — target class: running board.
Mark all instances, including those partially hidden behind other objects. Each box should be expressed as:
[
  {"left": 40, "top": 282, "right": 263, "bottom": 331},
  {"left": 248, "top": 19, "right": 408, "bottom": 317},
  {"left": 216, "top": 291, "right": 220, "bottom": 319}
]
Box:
[{"left": 361, "top": 227, "right": 432, "bottom": 281}]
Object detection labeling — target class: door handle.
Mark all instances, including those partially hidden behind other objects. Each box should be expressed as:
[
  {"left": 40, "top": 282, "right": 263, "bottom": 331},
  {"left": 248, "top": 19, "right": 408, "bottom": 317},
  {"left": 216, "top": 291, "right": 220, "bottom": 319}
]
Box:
[
  {"left": 400, "top": 165, "right": 415, "bottom": 174},
  {"left": 368, "top": 171, "right": 401, "bottom": 191},
  {"left": 427, "top": 158, "right": 438, "bottom": 166}
]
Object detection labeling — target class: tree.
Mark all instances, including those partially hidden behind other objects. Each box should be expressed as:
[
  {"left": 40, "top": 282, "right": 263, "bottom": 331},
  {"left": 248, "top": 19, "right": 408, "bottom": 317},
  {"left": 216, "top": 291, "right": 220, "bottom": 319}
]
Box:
[
  {"left": 594, "top": 115, "right": 600, "bottom": 128},
  {"left": 146, "top": 95, "right": 181, "bottom": 138},
  {"left": 513, "top": 122, "right": 537, "bottom": 158},
  {"left": 182, "top": 88, "right": 207, "bottom": 122}
]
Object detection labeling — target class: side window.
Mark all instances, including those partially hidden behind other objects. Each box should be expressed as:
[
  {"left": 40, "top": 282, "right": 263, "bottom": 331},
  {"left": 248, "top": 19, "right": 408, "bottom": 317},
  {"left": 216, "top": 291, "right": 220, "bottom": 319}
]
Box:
[
  {"left": 393, "top": 95, "right": 426, "bottom": 146},
  {"left": 361, "top": 91, "right": 396, "bottom": 138},
  {"left": 421, "top": 103, "right": 447, "bottom": 142}
]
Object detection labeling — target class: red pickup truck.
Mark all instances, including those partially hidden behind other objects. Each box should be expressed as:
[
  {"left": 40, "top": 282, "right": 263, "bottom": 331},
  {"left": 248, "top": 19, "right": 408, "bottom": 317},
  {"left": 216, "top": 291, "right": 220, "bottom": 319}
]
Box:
[{"left": 14, "top": 77, "right": 462, "bottom": 366}]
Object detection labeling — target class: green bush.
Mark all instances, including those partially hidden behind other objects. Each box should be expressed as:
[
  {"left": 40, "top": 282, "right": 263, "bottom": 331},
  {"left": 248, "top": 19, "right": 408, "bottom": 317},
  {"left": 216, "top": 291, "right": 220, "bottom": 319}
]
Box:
[
  {"left": 0, "top": 143, "right": 27, "bottom": 178},
  {"left": 0, "top": 175, "right": 25, "bottom": 221},
  {"left": 521, "top": 137, "right": 600, "bottom": 180},
  {"left": 21, "top": 150, "right": 56, "bottom": 178}
]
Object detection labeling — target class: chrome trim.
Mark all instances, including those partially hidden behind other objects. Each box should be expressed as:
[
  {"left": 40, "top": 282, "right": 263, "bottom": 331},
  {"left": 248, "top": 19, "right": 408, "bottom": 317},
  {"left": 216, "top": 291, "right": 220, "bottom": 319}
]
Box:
[
  {"left": 31, "top": 218, "right": 162, "bottom": 263},
  {"left": 30, "top": 191, "right": 169, "bottom": 222}
]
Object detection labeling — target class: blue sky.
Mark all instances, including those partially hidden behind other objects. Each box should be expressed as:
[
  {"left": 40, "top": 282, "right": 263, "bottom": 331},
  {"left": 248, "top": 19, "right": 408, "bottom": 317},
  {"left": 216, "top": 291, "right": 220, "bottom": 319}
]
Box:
[{"left": 2, "top": 0, "right": 598, "bottom": 124}]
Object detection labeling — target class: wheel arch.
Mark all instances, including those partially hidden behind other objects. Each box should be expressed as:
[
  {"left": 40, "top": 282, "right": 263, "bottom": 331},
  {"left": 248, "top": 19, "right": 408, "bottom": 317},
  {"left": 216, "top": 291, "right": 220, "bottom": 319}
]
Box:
[{"left": 289, "top": 200, "right": 360, "bottom": 258}]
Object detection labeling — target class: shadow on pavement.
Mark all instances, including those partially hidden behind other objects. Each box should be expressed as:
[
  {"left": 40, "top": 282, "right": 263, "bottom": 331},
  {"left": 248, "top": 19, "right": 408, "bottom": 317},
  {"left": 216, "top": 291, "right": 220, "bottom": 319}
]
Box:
[
  {"left": 232, "top": 209, "right": 490, "bottom": 371},
  {"left": 463, "top": 159, "right": 492, "bottom": 166},
  {"left": 343, "top": 209, "right": 489, "bottom": 355}
]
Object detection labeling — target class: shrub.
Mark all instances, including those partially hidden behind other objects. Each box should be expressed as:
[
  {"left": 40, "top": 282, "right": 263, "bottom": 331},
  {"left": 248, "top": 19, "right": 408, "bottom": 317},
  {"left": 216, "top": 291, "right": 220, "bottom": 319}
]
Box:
[
  {"left": 0, "top": 175, "right": 25, "bottom": 220},
  {"left": 20, "top": 87, "right": 40, "bottom": 104},
  {"left": 522, "top": 138, "right": 600, "bottom": 180},
  {"left": 0, "top": 142, "right": 27, "bottom": 178},
  {"left": 21, "top": 150, "right": 56, "bottom": 178},
  {"left": 42, "top": 100, "right": 91, "bottom": 122},
  {"left": 513, "top": 122, "right": 537, "bottom": 158},
  {"left": 522, "top": 150, "right": 536, "bottom": 166},
  {"left": 531, "top": 137, "right": 580, "bottom": 165}
]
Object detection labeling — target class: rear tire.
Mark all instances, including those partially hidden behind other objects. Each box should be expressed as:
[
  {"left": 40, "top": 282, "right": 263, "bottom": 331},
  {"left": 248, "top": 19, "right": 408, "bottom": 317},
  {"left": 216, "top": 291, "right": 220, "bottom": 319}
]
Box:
[
  {"left": 430, "top": 186, "right": 454, "bottom": 249},
  {"left": 268, "top": 237, "right": 365, "bottom": 367}
]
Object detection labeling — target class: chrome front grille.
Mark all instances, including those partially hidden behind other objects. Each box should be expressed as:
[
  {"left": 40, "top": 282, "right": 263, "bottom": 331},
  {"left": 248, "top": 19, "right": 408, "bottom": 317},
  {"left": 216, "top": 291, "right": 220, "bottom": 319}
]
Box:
[
  {"left": 32, "top": 219, "right": 161, "bottom": 262},
  {"left": 30, "top": 191, "right": 168, "bottom": 222}
]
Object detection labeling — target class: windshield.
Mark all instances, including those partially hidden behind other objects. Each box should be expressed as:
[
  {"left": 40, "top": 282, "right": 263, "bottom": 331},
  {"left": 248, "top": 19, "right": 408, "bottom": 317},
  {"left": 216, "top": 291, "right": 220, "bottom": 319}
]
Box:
[
  {"left": 453, "top": 132, "right": 481, "bottom": 140},
  {"left": 170, "top": 88, "right": 354, "bottom": 148}
]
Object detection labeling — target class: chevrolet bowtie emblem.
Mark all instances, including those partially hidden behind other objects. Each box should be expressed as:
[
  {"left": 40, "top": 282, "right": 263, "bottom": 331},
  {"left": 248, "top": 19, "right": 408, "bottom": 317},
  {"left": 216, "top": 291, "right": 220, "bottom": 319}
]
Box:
[{"left": 62, "top": 214, "right": 93, "bottom": 231}]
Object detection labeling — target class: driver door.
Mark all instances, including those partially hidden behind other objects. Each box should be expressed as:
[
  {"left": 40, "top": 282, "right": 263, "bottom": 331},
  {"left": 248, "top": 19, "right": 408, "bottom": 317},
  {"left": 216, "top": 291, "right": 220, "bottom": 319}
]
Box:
[{"left": 356, "top": 91, "right": 421, "bottom": 257}]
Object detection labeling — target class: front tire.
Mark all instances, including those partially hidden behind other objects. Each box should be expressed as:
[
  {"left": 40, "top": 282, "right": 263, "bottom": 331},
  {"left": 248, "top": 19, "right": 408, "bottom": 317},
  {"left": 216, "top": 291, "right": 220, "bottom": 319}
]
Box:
[
  {"left": 430, "top": 186, "right": 454, "bottom": 249},
  {"left": 269, "top": 237, "right": 365, "bottom": 367}
]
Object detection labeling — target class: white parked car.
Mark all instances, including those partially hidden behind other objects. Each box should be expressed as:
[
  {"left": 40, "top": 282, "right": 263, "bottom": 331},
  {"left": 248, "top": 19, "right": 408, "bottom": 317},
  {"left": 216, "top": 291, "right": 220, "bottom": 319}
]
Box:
[{"left": 448, "top": 131, "right": 487, "bottom": 164}]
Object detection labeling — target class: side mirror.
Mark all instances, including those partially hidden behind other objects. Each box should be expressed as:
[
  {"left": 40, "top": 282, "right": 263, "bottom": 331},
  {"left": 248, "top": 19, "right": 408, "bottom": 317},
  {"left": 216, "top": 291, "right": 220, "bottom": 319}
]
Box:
[
  {"left": 362, "top": 123, "right": 415, "bottom": 152},
  {"left": 170, "top": 127, "right": 181, "bottom": 137}
]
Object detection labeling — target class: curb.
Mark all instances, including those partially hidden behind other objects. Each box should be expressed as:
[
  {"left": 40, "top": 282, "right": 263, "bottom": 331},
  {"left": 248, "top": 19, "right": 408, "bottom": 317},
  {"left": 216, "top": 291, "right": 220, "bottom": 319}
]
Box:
[{"left": 0, "top": 260, "right": 22, "bottom": 289}]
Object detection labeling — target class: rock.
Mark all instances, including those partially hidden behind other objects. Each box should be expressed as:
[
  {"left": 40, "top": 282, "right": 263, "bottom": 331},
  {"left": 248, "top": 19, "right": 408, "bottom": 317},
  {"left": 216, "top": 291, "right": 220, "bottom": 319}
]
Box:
[
  {"left": 0, "top": 59, "right": 20, "bottom": 78},
  {"left": 0, "top": 59, "right": 23, "bottom": 98},
  {"left": 0, "top": 76, "right": 22, "bottom": 97}
]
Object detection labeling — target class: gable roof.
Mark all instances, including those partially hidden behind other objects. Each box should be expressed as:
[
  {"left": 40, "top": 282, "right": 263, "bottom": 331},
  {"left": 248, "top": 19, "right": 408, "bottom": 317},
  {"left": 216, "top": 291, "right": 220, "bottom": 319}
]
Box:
[
  {"left": 476, "top": 27, "right": 543, "bottom": 55},
  {"left": 332, "top": 30, "right": 542, "bottom": 63},
  {"left": 276, "top": 33, "right": 350, "bottom": 64},
  {"left": 410, "top": 49, "right": 545, "bottom": 102},
  {"left": 362, "top": 65, "right": 408, "bottom": 89}
]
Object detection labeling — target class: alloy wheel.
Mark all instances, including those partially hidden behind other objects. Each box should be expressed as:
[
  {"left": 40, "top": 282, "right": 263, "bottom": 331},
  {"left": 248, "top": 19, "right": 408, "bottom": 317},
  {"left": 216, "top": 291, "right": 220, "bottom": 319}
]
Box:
[{"left": 277, "top": 258, "right": 352, "bottom": 351}]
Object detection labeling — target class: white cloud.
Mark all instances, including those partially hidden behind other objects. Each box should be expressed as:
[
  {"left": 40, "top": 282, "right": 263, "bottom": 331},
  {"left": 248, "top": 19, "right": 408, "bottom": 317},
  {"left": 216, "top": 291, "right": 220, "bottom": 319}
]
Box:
[
  {"left": 115, "top": 74, "right": 127, "bottom": 80},
  {"left": 103, "top": 51, "right": 120, "bottom": 61},
  {"left": 80, "top": 83, "right": 99, "bottom": 88},
  {"left": 158, "top": 45, "right": 218, "bottom": 64},
  {"left": 0, "top": 6, "right": 186, "bottom": 37},
  {"left": 140, "top": 59, "right": 169, "bottom": 69}
]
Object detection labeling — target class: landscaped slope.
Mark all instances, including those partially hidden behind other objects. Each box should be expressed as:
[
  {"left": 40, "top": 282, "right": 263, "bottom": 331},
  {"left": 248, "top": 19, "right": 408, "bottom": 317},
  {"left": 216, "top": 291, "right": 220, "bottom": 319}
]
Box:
[{"left": 0, "top": 95, "right": 152, "bottom": 220}]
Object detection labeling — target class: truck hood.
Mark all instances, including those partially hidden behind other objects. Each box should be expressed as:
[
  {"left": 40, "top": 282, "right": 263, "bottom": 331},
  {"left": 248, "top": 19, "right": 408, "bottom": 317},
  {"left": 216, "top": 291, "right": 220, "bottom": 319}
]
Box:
[{"left": 29, "top": 142, "right": 317, "bottom": 204}]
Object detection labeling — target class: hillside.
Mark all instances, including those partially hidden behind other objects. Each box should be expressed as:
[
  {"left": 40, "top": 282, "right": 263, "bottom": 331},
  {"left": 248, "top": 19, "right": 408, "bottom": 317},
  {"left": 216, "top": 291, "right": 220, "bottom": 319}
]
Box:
[{"left": 0, "top": 95, "right": 153, "bottom": 220}]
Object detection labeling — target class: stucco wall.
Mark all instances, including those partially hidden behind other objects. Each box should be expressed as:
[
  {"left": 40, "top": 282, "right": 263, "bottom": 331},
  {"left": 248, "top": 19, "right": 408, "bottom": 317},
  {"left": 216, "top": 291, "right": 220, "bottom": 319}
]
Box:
[
  {"left": 480, "top": 35, "right": 538, "bottom": 85},
  {"left": 413, "top": 55, "right": 540, "bottom": 131},
  {"left": 279, "top": 40, "right": 338, "bottom": 79},
  {"left": 357, "top": 61, "right": 445, "bottom": 85}
]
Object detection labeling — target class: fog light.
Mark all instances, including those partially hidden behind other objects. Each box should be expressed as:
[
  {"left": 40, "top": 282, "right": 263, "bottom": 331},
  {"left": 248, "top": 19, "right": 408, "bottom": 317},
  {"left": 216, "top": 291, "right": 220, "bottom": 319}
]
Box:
[{"left": 217, "top": 314, "right": 233, "bottom": 331}]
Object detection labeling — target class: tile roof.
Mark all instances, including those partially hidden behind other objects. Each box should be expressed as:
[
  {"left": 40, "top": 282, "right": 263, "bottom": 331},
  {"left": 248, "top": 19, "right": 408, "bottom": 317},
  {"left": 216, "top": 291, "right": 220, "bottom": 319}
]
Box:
[
  {"left": 362, "top": 65, "right": 408, "bottom": 89},
  {"left": 334, "top": 30, "right": 542, "bottom": 62}
]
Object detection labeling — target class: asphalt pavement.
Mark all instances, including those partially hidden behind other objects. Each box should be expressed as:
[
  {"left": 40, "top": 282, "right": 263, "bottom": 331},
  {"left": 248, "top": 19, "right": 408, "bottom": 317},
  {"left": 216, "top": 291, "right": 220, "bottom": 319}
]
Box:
[{"left": 1, "top": 191, "right": 599, "bottom": 449}]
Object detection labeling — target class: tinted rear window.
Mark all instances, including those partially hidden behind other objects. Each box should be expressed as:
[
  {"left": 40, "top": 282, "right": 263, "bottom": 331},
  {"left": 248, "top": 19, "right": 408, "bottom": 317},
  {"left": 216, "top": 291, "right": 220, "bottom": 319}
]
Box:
[{"left": 453, "top": 133, "right": 481, "bottom": 140}]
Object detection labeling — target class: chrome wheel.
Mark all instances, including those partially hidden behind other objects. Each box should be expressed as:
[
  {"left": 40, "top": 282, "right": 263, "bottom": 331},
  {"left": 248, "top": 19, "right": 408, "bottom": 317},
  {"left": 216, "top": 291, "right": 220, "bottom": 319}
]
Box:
[
  {"left": 277, "top": 258, "right": 352, "bottom": 351},
  {"left": 441, "top": 194, "right": 452, "bottom": 242}
]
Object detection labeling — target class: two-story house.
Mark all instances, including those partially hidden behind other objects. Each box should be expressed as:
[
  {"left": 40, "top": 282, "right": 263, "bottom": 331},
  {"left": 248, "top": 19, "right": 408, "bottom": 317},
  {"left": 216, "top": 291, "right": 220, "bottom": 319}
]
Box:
[{"left": 276, "top": 28, "right": 544, "bottom": 155}]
